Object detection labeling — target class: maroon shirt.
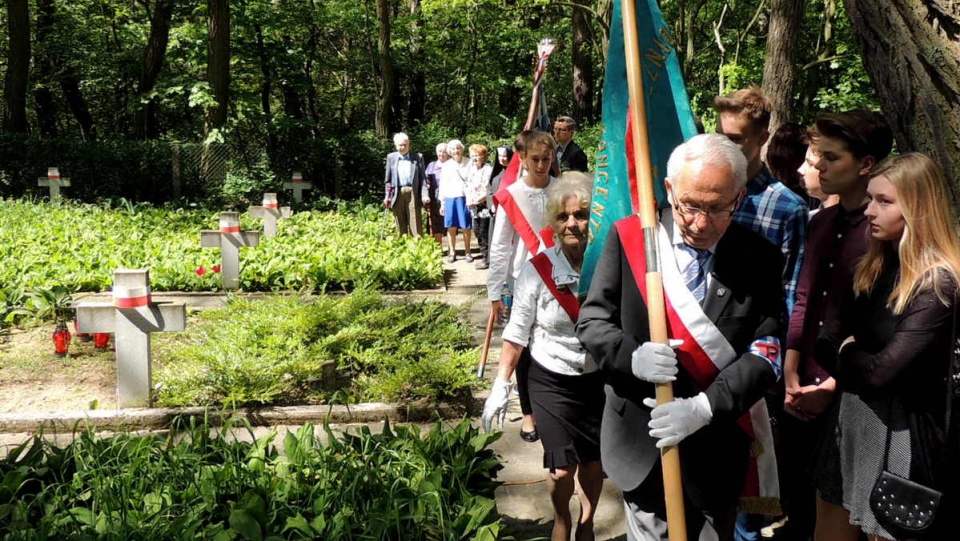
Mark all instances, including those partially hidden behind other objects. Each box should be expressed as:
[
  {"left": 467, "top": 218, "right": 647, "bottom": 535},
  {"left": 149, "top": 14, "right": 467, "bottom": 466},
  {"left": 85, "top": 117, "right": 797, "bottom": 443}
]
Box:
[{"left": 786, "top": 204, "right": 869, "bottom": 385}]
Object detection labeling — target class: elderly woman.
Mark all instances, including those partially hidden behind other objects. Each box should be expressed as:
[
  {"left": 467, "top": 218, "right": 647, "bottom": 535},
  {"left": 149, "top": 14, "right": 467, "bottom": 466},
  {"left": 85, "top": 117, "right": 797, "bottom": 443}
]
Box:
[
  {"left": 467, "top": 143, "right": 493, "bottom": 268},
  {"left": 424, "top": 142, "right": 450, "bottom": 246},
  {"left": 483, "top": 172, "right": 604, "bottom": 541},
  {"left": 439, "top": 139, "right": 473, "bottom": 263}
]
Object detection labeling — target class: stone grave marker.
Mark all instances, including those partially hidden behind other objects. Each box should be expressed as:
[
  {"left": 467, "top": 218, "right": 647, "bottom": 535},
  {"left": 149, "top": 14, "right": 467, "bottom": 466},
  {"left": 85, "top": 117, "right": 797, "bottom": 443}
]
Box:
[
  {"left": 75, "top": 269, "right": 186, "bottom": 408},
  {"left": 38, "top": 167, "right": 71, "bottom": 201},
  {"left": 282, "top": 171, "right": 313, "bottom": 202},
  {"left": 201, "top": 211, "right": 260, "bottom": 290},
  {"left": 248, "top": 192, "right": 292, "bottom": 238}
]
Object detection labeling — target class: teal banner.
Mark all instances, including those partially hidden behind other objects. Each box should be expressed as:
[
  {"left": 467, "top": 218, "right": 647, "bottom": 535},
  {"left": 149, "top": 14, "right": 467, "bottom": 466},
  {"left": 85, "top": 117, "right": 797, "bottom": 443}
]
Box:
[{"left": 581, "top": 0, "right": 699, "bottom": 291}]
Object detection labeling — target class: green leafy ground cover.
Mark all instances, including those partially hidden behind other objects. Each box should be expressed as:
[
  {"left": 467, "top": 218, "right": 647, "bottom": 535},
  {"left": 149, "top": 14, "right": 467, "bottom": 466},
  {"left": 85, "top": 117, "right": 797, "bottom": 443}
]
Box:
[
  {"left": 153, "top": 292, "right": 481, "bottom": 408},
  {"left": 0, "top": 199, "right": 441, "bottom": 295},
  {"left": 0, "top": 418, "right": 506, "bottom": 540}
]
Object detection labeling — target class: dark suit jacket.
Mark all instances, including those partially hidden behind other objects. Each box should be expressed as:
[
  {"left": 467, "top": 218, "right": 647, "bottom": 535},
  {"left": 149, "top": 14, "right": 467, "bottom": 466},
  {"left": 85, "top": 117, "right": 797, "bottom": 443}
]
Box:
[
  {"left": 558, "top": 140, "right": 589, "bottom": 173},
  {"left": 384, "top": 151, "right": 428, "bottom": 208},
  {"left": 576, "top": 213, "right": 784, "bottom": 508}
]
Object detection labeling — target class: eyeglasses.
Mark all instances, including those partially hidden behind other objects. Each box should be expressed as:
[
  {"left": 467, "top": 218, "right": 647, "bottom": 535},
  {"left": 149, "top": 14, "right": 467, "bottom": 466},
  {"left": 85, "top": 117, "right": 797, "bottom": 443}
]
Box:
[{"left": 672, "top": 194, "right": 741, "bottom": 222}]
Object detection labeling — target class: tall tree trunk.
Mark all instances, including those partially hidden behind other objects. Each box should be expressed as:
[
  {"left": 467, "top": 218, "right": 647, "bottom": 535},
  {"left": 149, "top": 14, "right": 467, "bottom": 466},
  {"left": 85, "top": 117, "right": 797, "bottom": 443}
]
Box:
[
  {"left": 206, "top": 0, "right": 230, "bottom": 131},
  {"left": 799, "top": 0, "right": 836, "bottom": 120},
  {"left": 407, "top": 0, "right": 425, "bottom": 126},
  {"left": 60, "top": 66, "right": 96, "bottom": 140},
  {"left": 374, "top": 0, "right": 396, "bottom": 137},
  {"left": 254, "top": 24, "right": 279, "bottom": 172},
  {"left": 134, "top": 0, "right": 175, "bottom": 139},
  {"left": 843, "top": 0, "right": 960, "bottom": 198},
  {"left": 572, "top": 0, "right": 595, "bottom": 124},
  {"left": 762, "top": 0, "right": 805, "bottom": 135},
  {"left": 4, "top": 0, "right": 30, "bottom": 133},
  {"left": 34, "top": 0, "right": 58, "bottom": 137}
]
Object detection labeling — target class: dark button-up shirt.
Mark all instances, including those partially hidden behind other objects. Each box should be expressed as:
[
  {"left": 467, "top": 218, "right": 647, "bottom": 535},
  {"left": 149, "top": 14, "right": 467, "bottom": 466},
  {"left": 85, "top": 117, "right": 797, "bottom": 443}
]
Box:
[{"left": 786, "top": 203, "right": 868, "bottom": 385}]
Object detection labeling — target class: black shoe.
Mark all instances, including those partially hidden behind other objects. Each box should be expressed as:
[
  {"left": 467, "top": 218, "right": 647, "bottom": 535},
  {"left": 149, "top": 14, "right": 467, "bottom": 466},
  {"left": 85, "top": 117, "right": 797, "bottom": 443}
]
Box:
[{"left": 520, "top": 428, "right": 539, "bottom": 442}]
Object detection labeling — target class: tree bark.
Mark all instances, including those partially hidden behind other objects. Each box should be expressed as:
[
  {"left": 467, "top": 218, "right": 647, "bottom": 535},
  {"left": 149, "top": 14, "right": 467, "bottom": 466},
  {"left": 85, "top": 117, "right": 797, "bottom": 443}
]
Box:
[
  {"left": 4, "top": 0, "right": 30, "bottom": 133},
  {"left": 254, "top": 24, "right": 279, "bottom": 172},
  {"left": 133, "top": 0, "right": 174, "bottom": 139},
  {"left": 407, "top": 0, "right": 425, "bottom": 126},
  {"left": 572, "top": 0, "right": 595, "bottom": 124},
  {"left": 374, "top": 0, "right": 396, "bottom": 137},
  {"left": 34, "top": 0, "right": 58, "bottom": 137},
  {"left": 206, "top": 0, "right": 230, "bottom": 131},
  {"left": 844, "top": 0, "right": 960, "bottom": 198},
  {"left": 60, "top": 66, "right": 96, "bottom": 140},
  {"left": 762, "top": 0, "right": 805, "bottom": 135}
]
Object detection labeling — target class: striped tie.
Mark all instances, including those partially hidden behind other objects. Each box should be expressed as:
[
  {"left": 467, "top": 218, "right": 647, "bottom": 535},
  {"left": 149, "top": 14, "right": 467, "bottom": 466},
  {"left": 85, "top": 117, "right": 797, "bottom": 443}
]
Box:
[{"left": 683, "top": 247, "right": 710, "bottom": 304}]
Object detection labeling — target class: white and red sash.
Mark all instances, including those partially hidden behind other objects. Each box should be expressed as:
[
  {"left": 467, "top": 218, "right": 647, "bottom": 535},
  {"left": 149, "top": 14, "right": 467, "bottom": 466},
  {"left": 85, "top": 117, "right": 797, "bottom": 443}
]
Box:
[
  {"left": 616, "top": 215, "right": 781, "bottom": 515},
  {"left": 531, "top": 248, "right": 580, "bottom": 323}
]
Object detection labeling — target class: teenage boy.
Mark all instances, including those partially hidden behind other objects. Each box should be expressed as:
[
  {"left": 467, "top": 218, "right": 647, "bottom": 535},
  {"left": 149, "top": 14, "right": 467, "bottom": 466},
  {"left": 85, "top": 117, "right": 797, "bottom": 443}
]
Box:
[
  {"left": 715, "top": 88, "right": 811, "bottom": 540},
  {"left": 715, "top": 87, "right": 808, "bottom": 318},
  {"left": 779, "top": 111, "right": 893, "bottom": 540}
]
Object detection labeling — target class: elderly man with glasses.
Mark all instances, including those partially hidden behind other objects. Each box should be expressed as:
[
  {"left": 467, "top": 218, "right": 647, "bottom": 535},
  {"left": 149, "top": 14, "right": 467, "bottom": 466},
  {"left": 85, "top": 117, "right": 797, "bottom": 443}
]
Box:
[{"left": 577, "top": 134, "right": 785, "bottom": 540}]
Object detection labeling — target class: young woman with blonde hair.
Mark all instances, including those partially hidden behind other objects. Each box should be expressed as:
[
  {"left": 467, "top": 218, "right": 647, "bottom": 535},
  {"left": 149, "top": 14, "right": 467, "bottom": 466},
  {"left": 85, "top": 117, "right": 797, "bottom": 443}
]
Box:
[{"left": 815, "top": 152, "right": 960, "bottom": 540}]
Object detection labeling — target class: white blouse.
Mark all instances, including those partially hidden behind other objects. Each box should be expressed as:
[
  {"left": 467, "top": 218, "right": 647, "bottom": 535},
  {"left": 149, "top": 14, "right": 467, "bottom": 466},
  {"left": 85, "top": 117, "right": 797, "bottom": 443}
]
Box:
[
  {"left": 439, "top": 157, "right": 470, "bottom": 199},
  {"left": 502, "top": 247, "right": 597, "bottom": 376}
]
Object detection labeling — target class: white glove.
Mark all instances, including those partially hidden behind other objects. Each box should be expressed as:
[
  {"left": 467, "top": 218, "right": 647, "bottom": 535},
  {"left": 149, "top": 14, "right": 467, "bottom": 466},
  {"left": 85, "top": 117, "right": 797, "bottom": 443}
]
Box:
[
  {"left": 631, "top": 340, "right": 683, "bottom": 383},
  {"left": 643, "top": 392, "right": 713, "bottom": 448},
  {"left": 482, "top": 378, "right": 515, "bottom": 432}
]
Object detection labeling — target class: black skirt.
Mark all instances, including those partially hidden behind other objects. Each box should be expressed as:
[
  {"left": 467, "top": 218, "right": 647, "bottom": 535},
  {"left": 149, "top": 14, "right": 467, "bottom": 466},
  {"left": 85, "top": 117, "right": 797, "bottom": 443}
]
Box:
[{"left": 527, "top": 356, "right": 605, "bottom": 471}]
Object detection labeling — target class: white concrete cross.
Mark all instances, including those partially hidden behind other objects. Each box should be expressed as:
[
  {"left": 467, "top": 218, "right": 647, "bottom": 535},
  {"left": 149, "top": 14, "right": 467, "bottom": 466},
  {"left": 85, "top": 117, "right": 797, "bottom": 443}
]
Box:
[
  {"left": 38, "top": 167, "right": 71, "bottom": 201},
  {"left": 248, "top": 193, "right": 292, "bottom": 238},
  {"left": 201, "top": 211, "right": 260, "bottom": 290},
  {"left": 75, "top": 269, "right": 186, "bottom": 408},
  {"left": 282, "top": 171, "right": 313, "bottom": 202}
]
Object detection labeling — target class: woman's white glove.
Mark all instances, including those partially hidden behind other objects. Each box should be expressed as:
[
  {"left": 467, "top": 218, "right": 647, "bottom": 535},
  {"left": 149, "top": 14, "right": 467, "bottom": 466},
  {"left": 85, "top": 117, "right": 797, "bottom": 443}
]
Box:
[
  {"left": 631, "top": 340, "right": 683, "bottom": 383},
  {"left": 482, "top": 378, "right": 515, "bottom": 432},
  {"left": 643, "top": 392, "right": 712, "bottom": 448}
]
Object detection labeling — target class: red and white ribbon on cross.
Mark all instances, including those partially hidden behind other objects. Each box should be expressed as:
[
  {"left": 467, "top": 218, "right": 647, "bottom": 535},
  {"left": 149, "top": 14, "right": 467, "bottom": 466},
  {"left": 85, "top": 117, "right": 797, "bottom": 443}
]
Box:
[
  {"left": 292, "top": 171, "right": 304, "bottom": 183},
  {"left": 219, "top": 215, "right": 240, "bottom": 233},
  {"left": 262, "top": 193, "right": 279, "bottom": 209},
  {"left": 113, "top": 285, "right": 152, "bottom": 308},
  {"left": 48, "top": 167, "right": 60, "bottom": 180}
]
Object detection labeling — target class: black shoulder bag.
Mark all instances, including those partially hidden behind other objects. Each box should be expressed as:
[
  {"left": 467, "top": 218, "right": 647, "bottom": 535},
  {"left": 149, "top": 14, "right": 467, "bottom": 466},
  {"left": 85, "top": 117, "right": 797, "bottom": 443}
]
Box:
[{"left": 868, "top": 303, "right": 956, "bottom": 538}]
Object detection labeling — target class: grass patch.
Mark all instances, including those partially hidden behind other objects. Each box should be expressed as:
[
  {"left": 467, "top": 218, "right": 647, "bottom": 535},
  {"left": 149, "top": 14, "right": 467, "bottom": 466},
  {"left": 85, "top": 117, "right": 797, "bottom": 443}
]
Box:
[
  {"left": 154, "top": 291, "right": 480, "bottom": 408},
  {"left": 0, "top": 418, "right": 506, "bottom": 539}
]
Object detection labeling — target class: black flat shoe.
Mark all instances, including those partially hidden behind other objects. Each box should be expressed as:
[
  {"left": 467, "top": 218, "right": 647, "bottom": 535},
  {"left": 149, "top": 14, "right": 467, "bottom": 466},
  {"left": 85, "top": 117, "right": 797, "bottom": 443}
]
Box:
[{"left": 520, "top": 428, "right": 539, "bottom": 442}]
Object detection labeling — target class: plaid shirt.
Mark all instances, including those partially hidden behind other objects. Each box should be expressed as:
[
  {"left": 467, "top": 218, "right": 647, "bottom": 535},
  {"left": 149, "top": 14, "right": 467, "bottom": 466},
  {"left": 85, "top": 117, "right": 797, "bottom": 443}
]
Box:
[{"left": 733, "top": 166, "right": 808, "bottom": 318}]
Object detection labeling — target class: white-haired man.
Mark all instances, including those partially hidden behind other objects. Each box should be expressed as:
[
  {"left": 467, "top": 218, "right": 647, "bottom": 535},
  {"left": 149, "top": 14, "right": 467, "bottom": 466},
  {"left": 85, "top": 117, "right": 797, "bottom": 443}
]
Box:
[
  {"left": 384, "top": 132, "right": 429, "bottom": 236},
  {"left": 577, "top": 134, "right": 785, "bottom": 540}
]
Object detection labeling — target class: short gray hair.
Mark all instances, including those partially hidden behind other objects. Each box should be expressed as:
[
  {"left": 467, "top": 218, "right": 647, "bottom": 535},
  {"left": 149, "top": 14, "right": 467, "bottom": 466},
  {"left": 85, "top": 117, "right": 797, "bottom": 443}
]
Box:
[
  {"left": 546, "top": 171, "right": 593, "bottom": 221},
  {"left": 447, "top": 139, "right": 464, "bottom": 152},
  {"left": 435, "top": 142, "right": 448, "bottom": 154},
  {"left": 393, "top": 132, "right": 410, "bottom": 145},
  {"left": 666, "top": 133, "right": 748, "bottom": 191}
]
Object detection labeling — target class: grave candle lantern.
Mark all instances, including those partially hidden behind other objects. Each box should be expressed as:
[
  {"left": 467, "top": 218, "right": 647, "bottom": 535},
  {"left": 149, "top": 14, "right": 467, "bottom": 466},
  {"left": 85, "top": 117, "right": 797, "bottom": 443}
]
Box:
[
  {"left": 94, "top": 332, "right": 111, "bottom": 349},
  {"left": 53, "top": 320, "right": 71, "bottom": 356}
]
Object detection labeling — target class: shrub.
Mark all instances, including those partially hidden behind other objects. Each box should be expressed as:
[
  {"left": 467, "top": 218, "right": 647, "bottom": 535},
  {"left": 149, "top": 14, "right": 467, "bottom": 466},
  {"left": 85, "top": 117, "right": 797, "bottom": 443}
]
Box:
[
  {"left": 0, "top": 418, "right": 506, "bottom": 539},
  {"left": 154, "top": 292, "right": 480, "bottom": 408}
]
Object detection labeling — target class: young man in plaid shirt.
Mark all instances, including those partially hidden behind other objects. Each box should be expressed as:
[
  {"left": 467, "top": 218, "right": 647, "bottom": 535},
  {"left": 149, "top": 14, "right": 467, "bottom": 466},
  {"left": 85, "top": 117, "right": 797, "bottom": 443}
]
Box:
[{"left": 715, "top": 86, "right": 809, "bottom": 541}]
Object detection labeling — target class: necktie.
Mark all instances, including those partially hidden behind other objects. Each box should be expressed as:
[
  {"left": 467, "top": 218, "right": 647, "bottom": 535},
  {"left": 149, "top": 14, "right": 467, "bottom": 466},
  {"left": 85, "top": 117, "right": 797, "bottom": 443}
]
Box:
[{"left": 682, "top": 247, "right": 711, "bottom": 304}]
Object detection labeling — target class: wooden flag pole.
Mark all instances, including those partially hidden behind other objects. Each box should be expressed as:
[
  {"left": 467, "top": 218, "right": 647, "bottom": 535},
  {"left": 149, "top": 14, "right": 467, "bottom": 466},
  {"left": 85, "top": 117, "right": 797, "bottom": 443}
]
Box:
[{"left": 621, "top": 0, "right": 688, "bottom": 539}]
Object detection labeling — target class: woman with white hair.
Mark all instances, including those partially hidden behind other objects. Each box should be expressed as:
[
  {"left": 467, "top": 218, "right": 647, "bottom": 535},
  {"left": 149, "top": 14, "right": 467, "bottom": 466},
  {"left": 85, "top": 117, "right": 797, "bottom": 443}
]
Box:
[
  {"left": 439, "top": 139, "right": 473, "bottom": 263},
  {"left": 424, "top": 142, "right": 449, "bottom": 246},
  {"left": 483, "top": 171, "right": 605, "bottom": 541}
]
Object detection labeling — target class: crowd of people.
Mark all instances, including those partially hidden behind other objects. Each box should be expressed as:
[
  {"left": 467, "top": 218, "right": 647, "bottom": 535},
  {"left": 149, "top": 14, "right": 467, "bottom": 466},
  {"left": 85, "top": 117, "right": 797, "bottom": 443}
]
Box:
[{"left": 386, "top": 88, "right": 959, "bottom": 541}]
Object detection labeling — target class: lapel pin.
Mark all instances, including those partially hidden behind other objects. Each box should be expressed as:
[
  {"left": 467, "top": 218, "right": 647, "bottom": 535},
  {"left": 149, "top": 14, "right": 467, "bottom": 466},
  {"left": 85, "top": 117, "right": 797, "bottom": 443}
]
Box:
[{"left": 717, "top": 288, "right": 727, "bottom": 297}]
